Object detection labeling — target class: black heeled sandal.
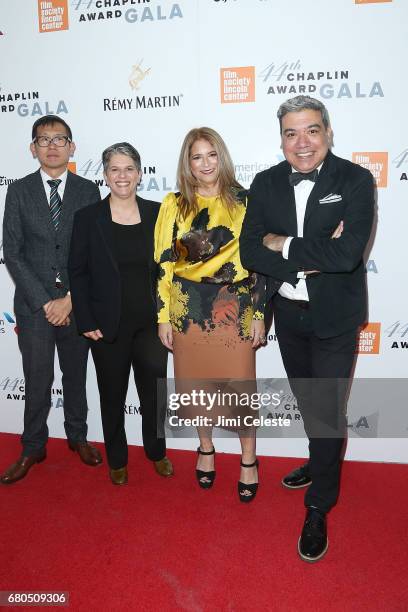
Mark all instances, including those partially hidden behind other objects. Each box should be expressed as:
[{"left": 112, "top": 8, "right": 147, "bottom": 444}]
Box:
[
  {"left": 196, "top": 446, "right": 216, "bottom": 489},
  {"left": 238, "top": 459, "right": 259, "bottom": 503}
]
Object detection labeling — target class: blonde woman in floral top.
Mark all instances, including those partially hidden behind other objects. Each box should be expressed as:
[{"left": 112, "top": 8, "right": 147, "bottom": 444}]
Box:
[{"left": 154, "top": 127, "right": 266, "bottom": 502}]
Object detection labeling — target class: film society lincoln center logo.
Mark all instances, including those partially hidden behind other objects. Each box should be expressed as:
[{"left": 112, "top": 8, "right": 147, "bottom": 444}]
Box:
[
  {"left": 220, "top": 67, "right": 255, "bottom": 104},
  {"left": 357, "top": 323, "right": 381, "bottom": 354},
  {"left": 352, "top": 152, "right": 388, "bottom": 188},
  {"left": 38, "top": 0, "right": 69, "bottom": 33}
]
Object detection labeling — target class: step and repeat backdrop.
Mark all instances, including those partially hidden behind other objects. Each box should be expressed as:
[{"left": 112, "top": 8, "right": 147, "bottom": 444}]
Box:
[{"left": 0, "top": 0, "right": 407, "bottom": 462}]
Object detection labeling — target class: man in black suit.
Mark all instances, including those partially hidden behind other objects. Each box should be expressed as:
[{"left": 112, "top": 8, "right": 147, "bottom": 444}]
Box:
[
  {"left": 240, "top": 96, "right": 374, "bottom": 562},
  {"left": 1, "top": 115, "right": 102, "bottom": 484}
]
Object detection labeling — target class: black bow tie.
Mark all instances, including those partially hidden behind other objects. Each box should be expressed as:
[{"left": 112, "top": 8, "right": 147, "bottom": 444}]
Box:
[{"left": 288, "top": 169, "right": 318, "bottom": 187}]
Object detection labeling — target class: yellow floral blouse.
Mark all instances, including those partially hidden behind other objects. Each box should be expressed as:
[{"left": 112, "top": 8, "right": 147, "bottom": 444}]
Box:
[{"left": 154, "top": 191, "right": 265, "bottom": 324}]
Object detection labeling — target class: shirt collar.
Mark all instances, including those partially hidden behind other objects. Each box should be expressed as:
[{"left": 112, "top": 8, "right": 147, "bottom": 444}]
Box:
[{"left": 40, "top": 168, "right": 68, "bottom": 188}]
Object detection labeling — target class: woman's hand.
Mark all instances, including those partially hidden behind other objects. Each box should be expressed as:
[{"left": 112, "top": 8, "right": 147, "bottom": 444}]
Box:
[
  {"left": 331, "top": 220, "right": 343, "bottom": 239},
  {"left": 250, "top": 319, "right": 266, "bottom": 349},
  {"left": 158, "top": 322, "right": 173, "bottom": 350},
  {"left": 83, "top": 329, "right": 103, "bottom": 341}
]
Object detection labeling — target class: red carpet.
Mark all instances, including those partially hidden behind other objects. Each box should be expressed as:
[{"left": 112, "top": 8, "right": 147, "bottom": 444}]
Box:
[{"left": 0, "top": 432, "right": 407, "bottom": 611}]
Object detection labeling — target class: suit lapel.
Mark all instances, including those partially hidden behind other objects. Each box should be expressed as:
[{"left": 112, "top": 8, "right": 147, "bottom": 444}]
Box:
[
  {"left": 137, "top": 196, "right": 154, "bottom": 268},
  {"left": 59, "top": 171, "right": 80, "bottom": 237},
  {"left": 96, "top": 195, "right": 119, "bottom": 272},
  {"left": 304, "top": 151, "right": 336, "bottom": 229},
  {"left": 30, "top": 170, "right": 55, "bottom": 238},
  {"left": 277, "top": 162, "right": 298, "bottom": 236}
]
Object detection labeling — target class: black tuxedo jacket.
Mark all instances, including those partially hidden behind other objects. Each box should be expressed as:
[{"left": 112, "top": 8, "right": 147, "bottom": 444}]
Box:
[
  {"left": 68, "top": 194, "right": 161, "bottom": 342},
  {"left": 239, "top": 151, "right": 375, "bottom": 338}
]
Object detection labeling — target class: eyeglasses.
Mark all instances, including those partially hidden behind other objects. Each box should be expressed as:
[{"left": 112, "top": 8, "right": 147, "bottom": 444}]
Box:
[{"left": 33, "top": 136, "right": 71, "bottom": 147}]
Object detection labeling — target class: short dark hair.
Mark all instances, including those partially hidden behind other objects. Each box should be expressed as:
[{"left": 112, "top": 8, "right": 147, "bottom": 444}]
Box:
[
  {"left": 102, "top": 142, "right": 141, "bottom": 172},
  {"left": 277, "top": 96, "right": 330, "bottom": 133},
  {"left": 31, "top": 115, "right": 72, "bottom": 141}
]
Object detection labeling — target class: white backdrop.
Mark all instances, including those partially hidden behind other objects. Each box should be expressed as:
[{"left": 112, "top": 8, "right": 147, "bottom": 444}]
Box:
[{"left": 0, "top": 0, "right": 407, "bottom": 462}]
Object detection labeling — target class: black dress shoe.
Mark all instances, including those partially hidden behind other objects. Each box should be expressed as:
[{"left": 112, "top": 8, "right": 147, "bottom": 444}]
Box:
[
  {"left": 282, "top": 463, "right": 312, "bottom": 489},
  {"left": 298, "top": 507, "right": 328, "bottom": 563}
]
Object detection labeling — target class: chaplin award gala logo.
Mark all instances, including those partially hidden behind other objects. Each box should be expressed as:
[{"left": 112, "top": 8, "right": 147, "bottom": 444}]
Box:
[
  {"left": 38, "top": 0, "right": 69, "bottom": 32},
  {"left": 259, "top": 59, "right": 383, "bottom": 100},
  {"left": 352, "top": 152, "right": 388, "bottom": 188},
  {"left": 72, "top": 1, "right": 183, "bottom": 25},
  {"left": 0, "top": 85, "right": 68, "bottom": 117},
  {"left": 76, "top": 155, "right": 173, "bottom": 193},
  {"left": 392, "top": 148, "right": 408, "bottom": 182},
  {"left": 385, "top": 321, "right": 408, "bottom": 350}
]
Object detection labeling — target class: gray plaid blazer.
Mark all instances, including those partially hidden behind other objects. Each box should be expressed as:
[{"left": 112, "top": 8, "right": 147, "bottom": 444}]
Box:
[{"left": 3, "top": 169, "right": 100, "bottom": 315}]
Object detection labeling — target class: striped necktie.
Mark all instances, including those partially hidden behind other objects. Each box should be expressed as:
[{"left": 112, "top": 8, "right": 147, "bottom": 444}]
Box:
[{"left": 47, "top": 179, "right": 62, "bottom": 230}]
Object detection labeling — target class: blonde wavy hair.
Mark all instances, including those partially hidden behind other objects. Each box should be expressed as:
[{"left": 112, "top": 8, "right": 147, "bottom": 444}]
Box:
[{"left": 176, "top": 127, "right": 243, "bottom": 219}]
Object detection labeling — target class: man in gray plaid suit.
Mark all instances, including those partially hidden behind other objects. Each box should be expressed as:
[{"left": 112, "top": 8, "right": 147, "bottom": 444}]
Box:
[{"left": 1, "top": 115, "right": 102, "bottom": 484}]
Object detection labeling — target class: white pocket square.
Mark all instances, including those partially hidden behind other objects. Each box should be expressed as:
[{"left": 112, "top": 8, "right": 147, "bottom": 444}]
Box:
[{"left": 319, "top": 193, "right": 342, "bottom": 204}]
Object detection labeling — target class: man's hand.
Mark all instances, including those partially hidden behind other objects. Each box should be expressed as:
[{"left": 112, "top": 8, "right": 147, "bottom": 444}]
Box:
[
  {"left": 43, "top": 301, "right": 52, "bottom": 314},
  {"left": 83, "top": 329, "right": 103, "bottom": 341},
  {"left": 158, "top": 322, "right": 173, "bottom": 350},
  {"left": 263, "top": 233, "right": 287, "bottom": 253},
  {"left": 44, "top": 295, "right": 72, "bottom": 326},
  {"left": 303, "top": 222, "right": 344, "bottom": 275},
  {"left": 263, "top": 220, "right": 343, "bottom": 256},
  {"left": 265, "top": 220, "right": 345, "bottom": 276}
]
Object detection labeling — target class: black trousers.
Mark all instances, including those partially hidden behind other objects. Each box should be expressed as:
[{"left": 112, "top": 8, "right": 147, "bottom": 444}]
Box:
[
  {"left": 16, "top": 310, "right": 89, "bottom": 456},
  {"left": 90, "top": 316, "right": 167, "bottom": 469},
  {"left": 273, "top": 294, "right": 358, "bottom": 513}
]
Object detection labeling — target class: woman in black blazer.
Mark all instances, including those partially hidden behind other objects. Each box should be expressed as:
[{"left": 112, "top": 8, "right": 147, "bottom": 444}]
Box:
[{"left": 68, "top": 142, "right": 173, "bottom": 484}]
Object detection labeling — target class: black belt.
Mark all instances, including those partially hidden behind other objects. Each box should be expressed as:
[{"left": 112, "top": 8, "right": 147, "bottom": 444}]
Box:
[{"left": 277, "top": 295, "right": 310, "bottom": 309}]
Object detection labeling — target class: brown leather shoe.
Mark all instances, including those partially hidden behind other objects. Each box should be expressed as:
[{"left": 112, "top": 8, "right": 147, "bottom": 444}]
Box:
[
  {"left": 110, "top": 466, "right": 128, "bottom": 485},
  {"left": 0, "top": 451, "right": 46, "bottom": 485},
  {"left": 68, "top": 441, "right": 102, "bottom": 466},
  {"left": 154, "top": 456, "right": 173, "bottom": 477}
]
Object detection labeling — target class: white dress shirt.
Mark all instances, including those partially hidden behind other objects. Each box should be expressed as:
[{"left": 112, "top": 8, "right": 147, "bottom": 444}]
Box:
[
  {"left": 40, "top": 168, "right": 67, "bottom": 204},
  {"left": 279, "top": 166, "right": 321, "bottom": 301},
  {"left": 40, "top": 168, "right": 67, "bottom": 285}
]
